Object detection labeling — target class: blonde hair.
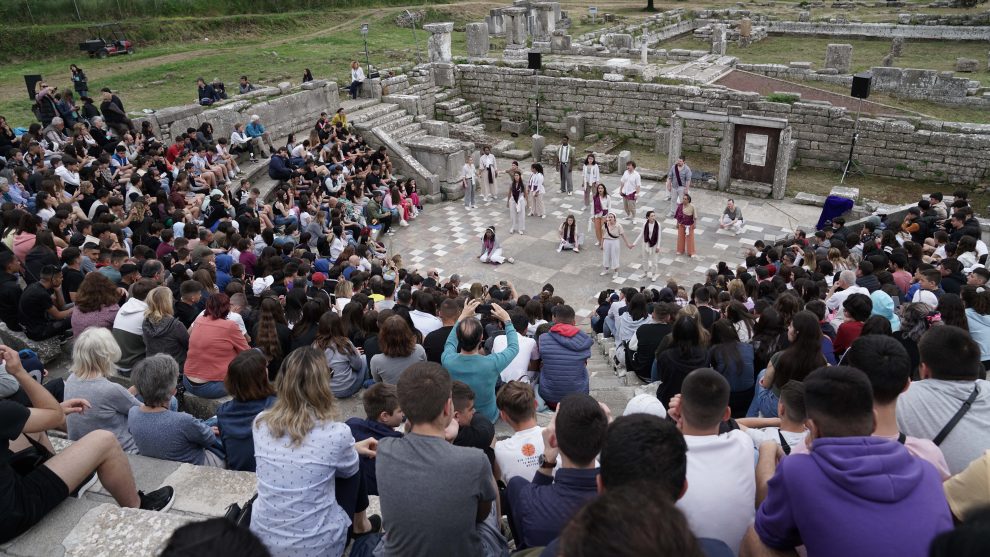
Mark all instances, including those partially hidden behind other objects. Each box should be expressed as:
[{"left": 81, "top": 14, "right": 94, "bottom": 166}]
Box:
[
  {"left": 255, "top": 347, "right": 337, "bottom": 446},
  {"left": 334, "top": 279, "right": 353, "bottom": 299},
  {"left": 70, "top": 328, "right": 121, "bottom": 379},
  {"left": 144, "top": 286, "right": 175, "bottom": 324}
]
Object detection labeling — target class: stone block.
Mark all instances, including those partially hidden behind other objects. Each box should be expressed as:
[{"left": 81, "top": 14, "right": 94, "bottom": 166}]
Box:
[
  {"left": 565, "top": 114, "right": 585, "bottom": 140},
  {"left": 830, "top": 185, "right": 860, "bottom": 201},
  {"left": 424, "top": 22, "right": 454, "bottom": 63},
  {"left": 277, "top": 81, "right": 292, "bottom": 93},
  {"left": 616, "top": 150, "right": 631, "bottom": 174},
  {"left": 890, "top": 37, "right": 905, "bottom": 57},
  {"left": 359, "top": 77, "right": 383, "bottom": 99},
  {"left": 183, "top": 394, "right": 231, "bottom": 420},
  {"left": 789, "top": 61, "right": 813, "bottom": 70},
  {"left": 655, "top": 126, "right": 671, "bottom": 154},
  {"left": 955, "top": 58, "right": 979, "bottom": 72},
  {"left": 603, "top": 73, "right": 624, "bottom": 82},
  {"left": 794, "top": 191, "right": 827, "bottom": 206},
  {"left": 63, "top": 504, "right": 194, "bottom": 557},
  {"left": 551, "top": 33, "right": 572, "bottom": 52},
  {"left": 434, "top": 63, "right": 456, "bottom": 88},
  {"left": 602, "top": 33, "right": 633, "bottom": 50},
  {"left": 825, "top": 44, "right": 852, "bottom": 74},
  {"left": 0, "top": 322, "right": 62, "bottom": 363},
  {"left": 798, "top": 10, "right": 811, "bottom": 22},
  {"left": 502, "top": 119, "right": 528, "bottom": 135},
  {"left": 532, "top": 134, "right": 546, "bottom": 162},
  {"left": 423, "top": 120, "right": 450, "bottom": 138},
  {"left": 466, "top": 22, "right": 490, "bottom": 58},
  {"left": 160, "top": 464, "right": 258, "bottom": 516}
]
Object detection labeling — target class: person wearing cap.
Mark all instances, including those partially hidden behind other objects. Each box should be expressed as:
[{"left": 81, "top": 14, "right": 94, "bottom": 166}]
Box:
[{"left": 245, "top": 115, "right": 275, "bottom": 156}]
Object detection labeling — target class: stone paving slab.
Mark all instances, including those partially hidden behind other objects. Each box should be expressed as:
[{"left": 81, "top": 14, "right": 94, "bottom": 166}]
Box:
[
  {"left": 62, "top": 505, "right": 192, "bottom": 557},
  {"left": 157, "top": 464, "right": 257, "bottom": 516}
]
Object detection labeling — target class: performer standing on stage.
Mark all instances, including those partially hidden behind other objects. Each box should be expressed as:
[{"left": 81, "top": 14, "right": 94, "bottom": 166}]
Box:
[
  {"left": 601, "top": 213, "right": 634, "bottom": 278},
  {"left": 591, "top": 183, "right": 611, "bottom": 248},
  {"left": 619, "top": 160, "right": 641, "bottom": 223},
  {"left": 632, "top": 210, "right": 662, "bottom": 280},
  {"left": 479, "top": 146, "right": 498, "bottom": 201},
  {"left": 581, "top": 153, "right": 600, "bottom": 212},
  {"left": 666, "top": 154, "right": 691, "bottom": 217},
  {"left": 557, "top": 136, "right": 573, "bottom": 194},
  {"left": 506, "top": 172, "right": 528, "bottom": 235},
  {"left": 480, "top": 226, "right": 514, "bottom": 265},
  {"left": 461, "top": 155, "right": 477, "bottom": 210},
  {"left": 557, "top": 214, "right": 584, "bottom": 253},
  {"left": 528, "top": 163, "right": 546, "bottom": 219},
  {"left": 675, "top": 193, "right": 697, "bottom": 258}
]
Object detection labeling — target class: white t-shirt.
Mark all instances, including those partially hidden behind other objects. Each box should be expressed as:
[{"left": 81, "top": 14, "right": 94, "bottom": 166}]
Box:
[
  {"left": 492, "top": 334, "right": 538, "bottom": 383},
  {"left": 620, "top": 169, "right": 641, "bottom": 195},
  {"left": 494, "top": 425, "right": 544, "bottom": 483},
  {"left": 678, "top": 430, "right": 756, "bottom": 555},
  {"left": 744, "top": 427, "right": 808, "bottom": 452},
  {"left": 410, "top": 310, "right": 443, "bottom": 338}
]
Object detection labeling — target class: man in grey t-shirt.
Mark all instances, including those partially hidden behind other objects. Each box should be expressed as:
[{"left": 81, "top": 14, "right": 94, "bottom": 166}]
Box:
[{"left": 376, "top": 362, "right": 501, "bottom": 556}]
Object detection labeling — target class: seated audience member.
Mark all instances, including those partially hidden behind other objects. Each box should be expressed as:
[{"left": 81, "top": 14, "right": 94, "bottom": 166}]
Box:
[
  {"left": 112, "top": 279, "right": 157, "bottom": 376},
  {"left": 18, "top": 264, "right": 72, "bottom": 341},
  {"left": 493, "top": 310, "right": 540, "bottom": 383},
  {"left": 377, "top": 362, "right": 504, "bottom": 555},
  {"left": 505, "top": 393, "right": 606, "bottom": 550},
  {"left": 128, "top": 354, "right": 225, "bottom": 467},
  {"left": 737, "top": 381, "right": 808, "bottom": 454},
  {"left": 185, "top": 293, "right": 250, "bottom": 398},
  {"left": 928, "top": 506, "right": 990, "bottom": 557},
  {"left": 442, "top": 299, "right": 518, "bottom": 423},
  {"left": 0, "top": 252, "right": 23, "bottom": 332},
  {"left": 627, "top": 301, "right": 676, "bottom": 380},
  {"left": 0, "top": 347, "right": 174, "bottom": 544},
  {"left": 216, "top": 350, "right": 277, "bottom": 472},
  {"left": 838, "top": 334, "right": 950, "bottom": 479},
  {"left": 746, "top": 366, "right": 953, "bottom": 556},
  {"left": 160, "top": 517, "right": 270, "bottom": 557},
  {"left": 423, "top": 298, "right": 458, "bottom": 363},
  {"left": 313, "top": 312, "right": 368, "bottom": 399},
  {"left": 63, "top": 328, "right": 139, "bottom": 452},
  {"left": 69, "top": 272, "right": 119, "bottom": 337},
  {"left": 668, "top": 368, "right": 755, "bottom": 554},
  {"left": 370, "top": 315, "right": 426, "bottom": 385},
  {"left": 944, "top": 452, "right": 990, "bottom": 522},
  {"left": 833, "top": 292, "right": 872, "bottom": 356},
  {"left": 538, "top": 304, "right": 594, "bottom": 409},
  {"left": 250, "top": 348, "right": 378, "bottom": 555},
  {"left": 174, "top": 279, "right": 203, "bottom": 329},
  {"left": 345, "top": 382, "right": 404, "bottom": 496},
  {"left": 142, "top": 286, "right": 190, "bottom": 372},
  {"left": 707, "top": 319, "right": 755, "bottom": 418},
  {"left": 655, "top": 316, "right": 709, "bottom": 408},
  {"left": 897, "top": 325, "right": 990, "bottom": 474},
  {"left": 451, "top": 380, "right": 496, "bottom": 464},
  {"left": 495, "top": 381, "right": 545, "bottom": 483}
]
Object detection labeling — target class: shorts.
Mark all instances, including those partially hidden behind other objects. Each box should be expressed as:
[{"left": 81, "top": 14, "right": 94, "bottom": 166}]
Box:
[{"left": 0, "top": 464, "right": 70, "bottom": 543}]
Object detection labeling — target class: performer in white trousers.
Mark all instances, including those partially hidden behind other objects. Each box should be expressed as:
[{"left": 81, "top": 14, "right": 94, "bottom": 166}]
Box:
[
  {"left": 601, "top": 213, "right": 634, "bottom": 278},
  {"left": 507, "top": 173, "right": 528, "bottom": 235},
  {"left": 557, "top": 136, "right": 573, "bottom": 194},
  {"left": 479, "top": 146, "right": 498, "bottom": 201},
  {"left": 557, "top": 214, "right": 584, "bottom": 253},
  {"left": 632, "top": 210, "right": 662, "bottom": 281},
  {"left": 461, "top": 155, "right": 477, "bottom": 210},
  {"left": 581, "top": 154, "right": 600, "bottom": 212},
  {"left": 528, "top": 163, "right": 545, "bottom": 218},
  {"left": 666, "top": 154, "right": 691, "bottom": 217},
  {"left": 480, "top": 226, "right": 514, "bottom": 264}
]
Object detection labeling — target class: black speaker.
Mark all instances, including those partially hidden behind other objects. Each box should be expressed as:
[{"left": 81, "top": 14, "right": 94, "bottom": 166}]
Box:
[
  {"left": 528, "top": 52, "right": 542, "bottom": 70},
  {"left": 851, "top": 72, "right": 872, "bottom": 99},
  {"left": 24, "top": 75, "right": 42, "bottom": 102}
]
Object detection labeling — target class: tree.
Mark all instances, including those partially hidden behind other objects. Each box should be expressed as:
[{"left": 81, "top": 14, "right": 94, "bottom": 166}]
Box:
[{"left": 644, "top": 0, "right": 657, "bottom": 11}]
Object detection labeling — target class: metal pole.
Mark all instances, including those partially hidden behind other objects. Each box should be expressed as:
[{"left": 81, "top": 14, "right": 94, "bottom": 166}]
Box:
[
  {"left": 840, "top": 97, "right": 864, "bottom": 184},
  {"left": 364, "top": 37, "right": 371, "bottom": 74},
  {"left": 535, "top": 70, "right": 541, "bottom": 136}
]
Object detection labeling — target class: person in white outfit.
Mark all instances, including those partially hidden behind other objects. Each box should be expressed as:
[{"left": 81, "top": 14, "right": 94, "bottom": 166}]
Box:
[
  {"left": 557, "top": 136, "right": 573, "bottom": 194},
  {"left": 557, "top": 214, "right": 584, "bottom": 253},
  {"left": 719, "top": 199, "right": 745, "bottom": 235},
  {"left": 528, "top": 163, "right": 545, "bottom": 218},
  {"left": 666, "top": 155, "right": 691, "bottom": 217},
  {"left": 601, "top": 213, "right": 634, "bottom": 278},
  {"left": 632, "top": 210, "right": 663, "bottom": 280},
  {"left": 506, "top": 172, "right": 528, "bottom": 235},
  {"left": 480, "top": 226, "right": 514, "bottom": 264},
  {"left": 619, "top": 161, "right": 641, "bottom": 223},
  {"left": 461, "top": 156, "right": 477, "bottom": 210},
  {"left": 478, "top": 146, "right": 498, "bottom": 201},
  {"left": 348, "top": 61, "right": 365, "bottom": 99},
  {"left": 581, "top": 153, "right": 600, "bottom": 212}
]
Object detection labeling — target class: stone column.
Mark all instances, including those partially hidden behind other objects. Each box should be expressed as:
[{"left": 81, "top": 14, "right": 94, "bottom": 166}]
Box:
[
  {"left": 655, "top": 126, "right": 670, "bottom": 155},
  {"left": 550, "top": 31, "right": 571, "bottom": 52},
  {"left": 772, "top": 127, "right": 793, "bottom": 200},
  {"left": 565, "top": 114, "right": 584, "bottom": 140},
  {"left": 667, "top": 116, "right": 683, "bottom": 171},
  {"left": 533, "top": 2, "right": 555, "bottom": 41},
  {"left": 549, "top": 1, "right": 561, "bottom": 23},
  {"left": 532, "top": 134, "right": 546, "bottom": 162},
  {"left": 711, "top": 24, "right": 727, "bottom": 56},
  {"left": 466, "top": 22, "right": 490, "bottom": 58},
  {"left": 487, "top": 9, "right": 504, "bottom": 35},
  {"left": 738, "top": 18, "right": 753, "bottom": 47},
  {"left": 718, "top": 123, "right": 734, "bottom": 191},
  {"left": 423, "top": 22, "right": 454, "bottom": 63},
  {"left": 503, "top": 7, "right": 528, "bottom": 47},
  {"left": 825, "top": 44, "right": 852, "bottom": 73}
]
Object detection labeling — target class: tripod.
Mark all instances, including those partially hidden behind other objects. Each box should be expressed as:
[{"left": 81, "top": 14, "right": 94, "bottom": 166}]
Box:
[{"left": 840, "top": 97, "right": 866, "bottom": 184}]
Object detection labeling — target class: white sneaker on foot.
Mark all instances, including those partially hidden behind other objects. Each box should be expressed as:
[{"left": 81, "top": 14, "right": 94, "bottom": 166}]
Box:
[{"left": 600, "top": 269, "right": 609, "bottom": 276}]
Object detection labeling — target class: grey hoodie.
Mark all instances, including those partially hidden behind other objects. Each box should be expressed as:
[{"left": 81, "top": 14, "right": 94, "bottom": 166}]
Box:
[{"left": 142, "top": 315, "right": 190, "bottom": 371}]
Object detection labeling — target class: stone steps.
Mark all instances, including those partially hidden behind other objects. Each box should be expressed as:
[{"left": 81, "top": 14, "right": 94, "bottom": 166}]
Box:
[
  {"left": 376, "top": 114, "right": 416, "bottom": 133},
  {"left": 358, "top": 107, "right": 408, "bottom": 130},
  {"left": 461, "top": 117, "right": 483, "bottom": 127},
  {"left": 348, "top": 102, "right": 398, "bottom": 125}
]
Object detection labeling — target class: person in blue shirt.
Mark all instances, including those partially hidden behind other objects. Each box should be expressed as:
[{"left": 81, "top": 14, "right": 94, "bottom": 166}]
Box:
[
  {"left": 441, "top": 299, "right": 518, "bottom": 423},
  {"left": 246, "top": 114, "right": 276, "bottom": 156},
  {"left": 216, "top": 350, "right": 276, "bottom": 472}
]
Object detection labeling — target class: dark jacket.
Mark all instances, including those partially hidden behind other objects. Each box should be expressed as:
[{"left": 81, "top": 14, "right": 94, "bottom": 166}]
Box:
[
  {"left": 506, "top": 468, "right": 599, "bottom": 549},
  {"left": 855, "top": 274, "right": 882, "bottom": 293},
  {"left": 24, "top": 246, "right": 59, "bottom": 286},
  {"left": 655, "top": 345, "right": 709, "bottom": 407},
  {"left": 216, "top": 396, "right": 277, "bottom": 472},
  {"left": 538, "top": 324, "right": 593, "bottom": 404},
  {"left": 941, "top": 271, "right": 966, "bottom": 295},
  {"left": 0, "top": 272, "right": 22, "bottom": 331},
  {"left": 268, "top": 154, "right": 294, "bottom": 181},
  {"left": 630, "top": 322, "right": 670, "bottom": 376},
  {"left": 142, "top": 316, "right": 190, "bottom": 371},
  {"left": 345, "top": 417, "right": 403, "bottom": 495}
]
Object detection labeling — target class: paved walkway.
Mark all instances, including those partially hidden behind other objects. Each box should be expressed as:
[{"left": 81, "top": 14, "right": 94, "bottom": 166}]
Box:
[{"left": 382, "top": 168, "right": 822, "bottom": 322}]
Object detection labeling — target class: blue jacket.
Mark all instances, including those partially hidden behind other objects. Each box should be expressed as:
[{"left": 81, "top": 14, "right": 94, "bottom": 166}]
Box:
[
  {"left": 215, "top": 395, "right": 276, "bottom": 472},
  {"left": 245, "top": 121, "right": 266, "bottom": 138},
  {"left": 215, "top": 254, "right": 233, "bottom": 292},
  {"left": 506, "top": 468, "right": 599, "bottom": 549},
  {"left": 538, "top": 324, "right": 593, "bottom": 404},
  {"left": 268, "top": 154, "right": 294, "bottom": 181},
  {"left": 345, "top": 417, "right": 402, "bottom": 496}
]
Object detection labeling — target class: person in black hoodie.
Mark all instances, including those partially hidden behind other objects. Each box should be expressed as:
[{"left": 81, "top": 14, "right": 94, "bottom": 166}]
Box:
[
  {"left": 855, "top": 260, "right": 882, "bottom": 293},
  {"left": 629, "top": 302, "right": 677, "bottom": 381},
  {"left": 345, "top": 383, "right": 404, "bottom": 495},
  {"left": 655, "top": 315, "right": 709, "bottom": 407},
  {"left": 939, "top": 258, "right": 967, "bottom": 295},
  {"left": 0, "top": 252, "right": 23, "bottom": 331}
]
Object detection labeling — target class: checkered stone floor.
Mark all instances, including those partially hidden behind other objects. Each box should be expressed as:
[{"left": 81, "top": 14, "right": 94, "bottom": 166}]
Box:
[{"left": 381, "top": 169, "right": 816, "bottom": 321}]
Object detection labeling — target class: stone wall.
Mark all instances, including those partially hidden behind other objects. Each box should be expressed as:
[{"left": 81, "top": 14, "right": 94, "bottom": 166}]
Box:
[
  {"left": 764, "top": 21, "right": 990, "bottom": 41},
  {"left": 455, "top": 64, "right": 990, "bottom": 185}
]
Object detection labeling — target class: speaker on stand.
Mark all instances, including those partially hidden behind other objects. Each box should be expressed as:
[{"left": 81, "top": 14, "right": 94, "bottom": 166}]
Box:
[
  {"left": 841, "top": 72, "right": 872, "bottom": 184},
  {"left": 23, "top": 75, "right": 43, "bottom": 102},
  {"left": 529, "top": 53, "right": 543, "bottom": 135}
]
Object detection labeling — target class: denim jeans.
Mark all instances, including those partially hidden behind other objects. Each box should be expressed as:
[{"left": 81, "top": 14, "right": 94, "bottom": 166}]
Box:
[
  {"left": 746, "top": 370, "right": 779, "bottom": 418},
  {"left": 274, "top": 215, "right": 298, "bottom": 228},
  {"left": 182, "top": 376, "right": 228, "bottom": 399},
  {"left": 603, "top": 315, "right": 616, "bottom": 338}
]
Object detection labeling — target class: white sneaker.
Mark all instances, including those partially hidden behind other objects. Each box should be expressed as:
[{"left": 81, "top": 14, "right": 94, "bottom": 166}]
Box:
[
  {"left": 507, "top": 257, "right": 515, "bottom": 264},
  {"left": 519, "top": 230, "right": 525, "bottom": 235},
  {"left": 594, "top": 241, "right": 600, "bottom": 246},
  {"left": 399, "top": 220, "right": 409, "bottom": 227},
  {"left": 541, "top": 215, "right": 546, "bottom": 219},
  {"left": 556, "top": 245, "right": 563, "bottom": 252},
  {"left": 600, "top": 269, "right": 609, "bottom": 276}
]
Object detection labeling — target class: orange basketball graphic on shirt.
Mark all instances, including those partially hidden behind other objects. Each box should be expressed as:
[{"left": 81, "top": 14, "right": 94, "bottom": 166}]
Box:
[{"left": 521, "top": 443, "right": 537, "bottom": 457}]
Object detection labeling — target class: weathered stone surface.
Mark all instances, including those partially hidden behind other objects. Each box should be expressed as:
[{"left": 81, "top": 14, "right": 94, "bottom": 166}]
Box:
[
  {"left": 565, "top": 114, "right": 585, "bottom": 140},
  {"left": 502, "top": 119, "right": 528, "bottom": 135},
  {"left": 424, "top": 22, "right": 454, "bottom": 63},
  {"left": 955, "top": 57, "right": 979, "bottom": 72},
  {"left": 0, "top": 322, "right": 62, "bottom": 363},
  {"left": 616, "top": 150, "right": 631, "bottom": 174},
  {"left": 890, "top": 36, "right": 905, "bottom": 57},
  {"left": 602, "top": 73, "right": 624, "bottom": 82},
  {"left": 161, "top": 464, "right": 258, "bottom": 516},
  {"left": 532, "top": 134, "right": 546, "bottom": 161},
  {"left": 503, "top": 7, "right": 528, "bottom": 46},
  {"left": 63, "top": 505, "right": 193, "bottom": 557},
  {"left": 183, "top": 394, "right": 231, "bottom": 420},
  {"left": 423, "top": 120, "right": 450, "bottom": 138},
  {"left": 711, "top": 24, "right": 727, "bottom": 56},
  {"left": 602, "top": 33, "right": 633, "bottom": 50},
  {"left": 825, "top": 44, "right": 853, "bottom": 73},
  {"left": 466, "top": 22, "right": 490, "bottom": 58},
  {"left": 551, "top": 33, "right": 572, "bottom": 52},
  {"left": 830, "top": 185, "right": 860, "bottom": 200}
]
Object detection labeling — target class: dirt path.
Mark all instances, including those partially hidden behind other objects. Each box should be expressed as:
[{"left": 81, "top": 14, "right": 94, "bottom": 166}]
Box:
[{"left": 715, "top": 69, "right": 915, "bottom": 116}]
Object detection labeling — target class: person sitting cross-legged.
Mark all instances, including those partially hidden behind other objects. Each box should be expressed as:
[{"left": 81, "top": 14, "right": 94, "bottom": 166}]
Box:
[{"left": 0, "top": 346, "right": 175, "bottom": 544}]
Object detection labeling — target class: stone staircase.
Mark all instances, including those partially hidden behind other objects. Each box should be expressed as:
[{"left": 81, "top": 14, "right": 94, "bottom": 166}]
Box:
[{"left": 435, "top": 96, "right": 484, "bottom": 128}]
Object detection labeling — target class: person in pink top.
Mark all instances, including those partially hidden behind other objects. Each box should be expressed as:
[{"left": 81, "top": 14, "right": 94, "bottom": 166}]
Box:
[
  {"left": 69, "top": 273, "right": 120, "bottom": 337},
  {"left": 184, "top": 293, "right": 249, "bottom": 399},
  {"left": 12, "top": 214, "right": 40, "bottom": 263}
]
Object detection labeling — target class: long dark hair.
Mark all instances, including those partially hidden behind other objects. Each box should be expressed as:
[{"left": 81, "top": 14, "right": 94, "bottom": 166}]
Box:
[
  {"left": 255, "top": 297, "right": 286, "bottom": 361},
  {"left": 292, "top": 299, "right": 326, "bottom": 339},
  {"left": 313, "top": 312, "right": 355, "bottom": 355},
  {"left": 772, "top": 311, "right": 825, "bottom": 390},
  {"left": 709, "top": 319, "right": 743, "bottom": 377},
  {"left": 669, "top": 315, "right": 701, "bottom": 357},
  {"left": 626, "top": 293, "right": 648, "bottom": 321}
]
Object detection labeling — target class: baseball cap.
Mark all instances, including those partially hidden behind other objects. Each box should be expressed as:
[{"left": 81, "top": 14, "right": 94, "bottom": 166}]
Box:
[
  {"left": 622, "top": 394, "right": 667, "bottom": 419},
  {"left": 312, "top": 272, "right": 326, "bottom": 284}
]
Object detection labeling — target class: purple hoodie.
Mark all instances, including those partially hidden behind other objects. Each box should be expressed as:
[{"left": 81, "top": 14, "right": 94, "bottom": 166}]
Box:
[{"left": 756, "top": 436, "right": 952, "bottom": 557}]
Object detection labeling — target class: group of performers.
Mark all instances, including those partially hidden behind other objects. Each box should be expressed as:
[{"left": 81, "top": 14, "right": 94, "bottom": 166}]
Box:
[{"left": 470, "top": 147, "right": 746, "bottom": 281}]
